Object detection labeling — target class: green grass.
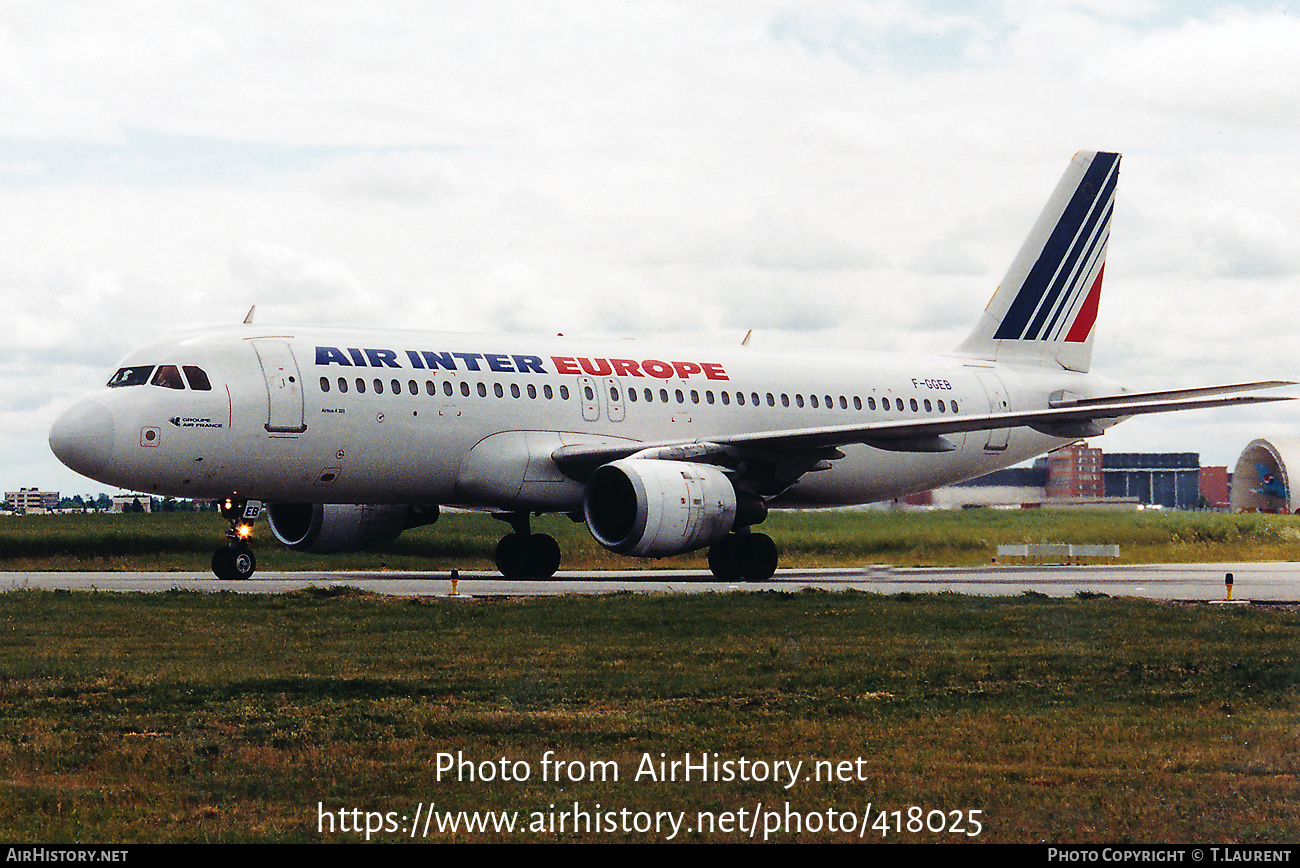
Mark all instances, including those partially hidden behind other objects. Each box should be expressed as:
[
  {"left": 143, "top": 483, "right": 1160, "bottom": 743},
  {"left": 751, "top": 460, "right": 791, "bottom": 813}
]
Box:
[
  {"left": 3, "top": 509, "right": 1300, "bottom": 572},
  {"left": 0, "top": 589, "right": 1295, "bottom": 842}
]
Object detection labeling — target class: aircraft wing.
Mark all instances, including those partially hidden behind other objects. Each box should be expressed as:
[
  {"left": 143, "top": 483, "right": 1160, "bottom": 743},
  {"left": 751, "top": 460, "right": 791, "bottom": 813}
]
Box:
[{"left": 552, "top": 381, "right": 1293, "bottom": 489}]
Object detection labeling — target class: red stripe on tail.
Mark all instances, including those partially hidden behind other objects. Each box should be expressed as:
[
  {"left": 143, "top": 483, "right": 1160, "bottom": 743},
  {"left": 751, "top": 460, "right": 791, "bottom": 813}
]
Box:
[{"left": 1065, "top": 264, "right": 1104, "bottom": 343}]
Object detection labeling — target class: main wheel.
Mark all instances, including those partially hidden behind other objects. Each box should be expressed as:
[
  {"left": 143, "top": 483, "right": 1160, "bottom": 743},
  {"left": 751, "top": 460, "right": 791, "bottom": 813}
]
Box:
[
  {"left": 709, "top": 533, "right": 778, "bottom": 581},
  {"left": 495, "top": 533, "right": 562, "bottom": 578},
  {"left": 707, "top": 536, "right": 744, "bottom": 580},
  {"left": 738, "top": 533, "right": 778, "bottom": 581},
  {"left": 495, "top": 534, "right": 529, "bottom": 578},
  {"left": 525, "top": 533, "right": 562, "bottom": 579}
]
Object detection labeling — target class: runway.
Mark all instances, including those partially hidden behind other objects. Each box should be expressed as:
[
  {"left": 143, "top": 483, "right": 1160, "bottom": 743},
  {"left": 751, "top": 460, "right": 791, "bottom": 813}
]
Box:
[{"left": 3, "top": 562, "right": 1297, "bottom": 602}]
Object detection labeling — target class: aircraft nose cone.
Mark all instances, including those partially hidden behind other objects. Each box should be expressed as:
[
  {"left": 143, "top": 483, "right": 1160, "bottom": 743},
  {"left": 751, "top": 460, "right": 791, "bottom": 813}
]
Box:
[{"left": 49, "top": 399, "right": 115, "bottom": 480}]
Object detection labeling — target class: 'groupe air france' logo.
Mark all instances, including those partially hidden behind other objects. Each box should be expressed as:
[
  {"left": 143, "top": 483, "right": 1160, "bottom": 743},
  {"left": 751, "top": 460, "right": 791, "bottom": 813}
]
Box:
[{"left": 993, "top": 151, "right": 1119, "bottom": 344}]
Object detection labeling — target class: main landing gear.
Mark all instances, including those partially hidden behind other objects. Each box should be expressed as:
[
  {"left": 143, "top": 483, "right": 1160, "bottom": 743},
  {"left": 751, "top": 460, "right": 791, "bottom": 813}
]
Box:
[
  {"left": 493, "top": 513, "right": 561, "bottom": 579},
  {"left": 212, "top": 498, "right": 259, "bottom": 581},
  {"left": 707, "top": 530, "right": 778, "bottom": 581}
]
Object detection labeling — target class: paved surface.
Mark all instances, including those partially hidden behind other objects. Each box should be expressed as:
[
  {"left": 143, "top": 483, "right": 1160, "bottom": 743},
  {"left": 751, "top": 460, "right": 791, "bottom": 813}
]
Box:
[{"left": 2, "top": 562, "right": 1295, "bottom": 602}]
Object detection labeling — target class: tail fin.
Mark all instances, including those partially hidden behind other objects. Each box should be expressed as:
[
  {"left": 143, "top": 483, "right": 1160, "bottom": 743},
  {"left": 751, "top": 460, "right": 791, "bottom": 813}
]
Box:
[{"left": 955, "top": 150, "right": 1119, "bottom": 373}]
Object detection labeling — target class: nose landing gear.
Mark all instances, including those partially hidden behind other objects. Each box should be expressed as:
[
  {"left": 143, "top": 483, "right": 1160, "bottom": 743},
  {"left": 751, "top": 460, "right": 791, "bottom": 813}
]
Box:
[{"left": 212, "top": 498, "right": 260, "bottom": 580}]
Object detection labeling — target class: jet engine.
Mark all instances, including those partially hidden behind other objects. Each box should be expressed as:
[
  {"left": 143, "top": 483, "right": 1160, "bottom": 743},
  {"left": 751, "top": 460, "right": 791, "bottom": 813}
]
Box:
[
  {"left": 265, "top": 503, "right": 439, "bottom": 553},
  {"left": 583, "top": 459, "right": 745, "bottom": 558}
]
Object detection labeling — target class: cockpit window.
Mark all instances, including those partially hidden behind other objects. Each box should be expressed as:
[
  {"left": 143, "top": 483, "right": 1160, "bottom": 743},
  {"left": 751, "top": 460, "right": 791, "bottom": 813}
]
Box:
[
  {"left": 182, "top": 366, "right": 212, "bottom": 391},
  {"left": 151, "top": 365, "right": 185, "bottom": 389},
  {"left": 107, "top": 366, "right": 154, "bottom": 388}
]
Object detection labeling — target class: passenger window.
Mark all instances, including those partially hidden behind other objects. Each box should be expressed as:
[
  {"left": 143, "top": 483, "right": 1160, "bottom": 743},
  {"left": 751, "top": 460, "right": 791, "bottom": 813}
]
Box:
[
  {"left": 559, "top": 385, "right": 570, "bottom": 400},
  {"left": 527, "top": 384, "right": 537, "bottom": 399},
  {"left": 721, "top": 392, "right": 730, "bottom": 406},
  {"left": 810, "top": 395, "right": 819, "bottom": 409},
  {"left": 391, "top": 379, "right": 401, "bottom": 395},
  {"left": 510, "top": 383, "right": 520, "bottom": 398},
  {"left": 781, "top": 394, "right": 789, "bottom": 407},
  {"left": 426, "top": 381, "right": 436, "bottom": 396},
  {"left": 374, "top": 379, "right": 384, "bottom": 394},
  {"left": 356, "top": 378, "right": 366, "bottom": 394},
  {"left": 320, "top": 377, "right": 330, "bottom": 392},
  {"left": 494, "top": 383, "right": 503, "bottom": 398},
  {"left": 408, "top": 380, "right": 418, "bottom": 395},
  {"left": 477, "top": 383, "right": 487, "bottom": 397},
  {"left": 461, "top": 382, "right": 470, "bottom": 397},
  {"left": 544, "top": 385, "right": 554, "bottom": 399},
  {"left": 183, "top": 366, "right": 212, "bottom": 391},
  {"left": 338, "top": 378, "right": 349, "bottom": 394},
  {"left": 151, "top": 365, "right": 185, "bottom": 389},
  {"left": 854, "top": 396, "right": 862, "bottom": 410},
  {"left": 107, "top": 366, "right": 154, "bottom": 388}
]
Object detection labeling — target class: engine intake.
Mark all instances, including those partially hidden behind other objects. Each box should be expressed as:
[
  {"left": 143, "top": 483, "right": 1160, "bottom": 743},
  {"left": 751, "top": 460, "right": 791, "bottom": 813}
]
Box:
[
  {"left": 583, "top": 459, "right": 741, "bottom": 558},
  {"left": 265, "top": 503, "right": 439, "bottom": 553}
]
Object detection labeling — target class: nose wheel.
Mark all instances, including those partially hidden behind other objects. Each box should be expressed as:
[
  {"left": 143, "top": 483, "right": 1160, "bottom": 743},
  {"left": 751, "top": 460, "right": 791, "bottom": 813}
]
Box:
[
  {"left": 213, "top": 542, "right": 256, "bottom": 581},
  {"left": 213, "top": 498, "right": 260, "bottom": 580}
]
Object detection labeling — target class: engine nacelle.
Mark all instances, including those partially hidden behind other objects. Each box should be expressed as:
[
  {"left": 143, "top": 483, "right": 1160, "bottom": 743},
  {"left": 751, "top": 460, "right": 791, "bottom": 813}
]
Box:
[
  {"left": 265, "top": 503, "right": 439, "bottom": 553},
  {"left": 583, "top": 459, "right": 739, "bottom": 558}
]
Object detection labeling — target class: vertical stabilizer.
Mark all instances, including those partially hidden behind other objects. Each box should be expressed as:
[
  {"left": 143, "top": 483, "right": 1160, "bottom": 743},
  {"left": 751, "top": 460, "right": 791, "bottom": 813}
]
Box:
[{"left": 955, "top": 150, "right": 1119, "bottom": 372}]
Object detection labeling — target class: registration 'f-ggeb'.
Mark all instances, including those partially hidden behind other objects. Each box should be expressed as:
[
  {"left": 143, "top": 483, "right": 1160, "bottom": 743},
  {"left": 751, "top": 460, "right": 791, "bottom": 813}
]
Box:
[{"left": 49, "top": 151, "right": 1291, "bottom": 580}]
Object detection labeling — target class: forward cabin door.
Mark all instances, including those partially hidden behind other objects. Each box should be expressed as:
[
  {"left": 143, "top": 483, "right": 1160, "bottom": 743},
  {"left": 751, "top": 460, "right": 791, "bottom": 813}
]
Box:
[{"left": 252, "top": 340, "right": 307, "bottom": 434}]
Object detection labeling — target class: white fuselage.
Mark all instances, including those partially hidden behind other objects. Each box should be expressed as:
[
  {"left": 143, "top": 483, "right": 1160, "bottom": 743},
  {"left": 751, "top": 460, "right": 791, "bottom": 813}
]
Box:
[{"left": 51, "top": 324, "right": 1112, "bottom": 509}]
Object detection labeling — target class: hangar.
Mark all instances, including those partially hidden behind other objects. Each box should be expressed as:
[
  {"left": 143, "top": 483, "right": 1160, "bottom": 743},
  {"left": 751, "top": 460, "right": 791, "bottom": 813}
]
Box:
[{"left": 1230, "top": 437, "right": 1300, "bottom": 514}]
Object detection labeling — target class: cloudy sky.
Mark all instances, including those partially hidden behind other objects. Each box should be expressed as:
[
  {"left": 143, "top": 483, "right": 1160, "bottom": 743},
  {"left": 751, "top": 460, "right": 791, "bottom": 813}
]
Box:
[{"left": 6, "top": 0, "right": 1300, "bottom": 497}]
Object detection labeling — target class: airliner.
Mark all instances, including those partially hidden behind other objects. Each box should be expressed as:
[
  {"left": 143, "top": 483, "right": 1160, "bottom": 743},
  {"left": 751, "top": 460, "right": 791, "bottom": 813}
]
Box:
[{"left": 48, "top": 151, "right": 1291, "bottom": 580}]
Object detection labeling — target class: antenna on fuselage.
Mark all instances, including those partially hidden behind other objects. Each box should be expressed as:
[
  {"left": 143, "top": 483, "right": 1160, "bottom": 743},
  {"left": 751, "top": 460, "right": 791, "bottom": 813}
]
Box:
[
  {"left": 243, "top": 305, "right": 256, "bottom": 324},
  {"left": 741, "top": 329, "right": 752, "bottom": 346}
]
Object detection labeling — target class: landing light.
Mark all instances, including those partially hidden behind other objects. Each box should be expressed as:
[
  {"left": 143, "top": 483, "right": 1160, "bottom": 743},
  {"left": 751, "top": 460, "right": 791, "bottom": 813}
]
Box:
[{"left": 236, "top": 523, "right": 253, "bottom": 539}]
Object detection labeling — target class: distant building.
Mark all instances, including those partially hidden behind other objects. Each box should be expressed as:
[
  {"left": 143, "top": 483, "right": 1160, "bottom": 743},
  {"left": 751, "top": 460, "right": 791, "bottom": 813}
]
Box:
[
  {"left": 1046, "top": 443, "right": 1103, "bottom": 500},
  {"left": 938, "top": 463, "right": 1049, "bottom": 508},
  {"left": 1230, "top": 438, "right": 1300, "bottom": 514},
  {"left": 1102, "top": 453, "right": 1201, "bottom": 510},
  {"left": 4, "top": 488, "right": 59, "bottom": 512},
  {"left": 111, "top": 494, "right": 153, "bottom": 513},
  {"left": 937, "top": 448, "right": 1228, "bottom": 510},
  {"left": 1199, "top": 466, "right": 1230, "bottom": 510}
]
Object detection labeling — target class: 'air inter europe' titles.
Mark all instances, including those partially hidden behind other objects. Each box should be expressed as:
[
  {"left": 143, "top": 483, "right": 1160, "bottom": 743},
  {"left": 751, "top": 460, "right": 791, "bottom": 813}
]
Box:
[{"left": 314, "top": 346, "right": 729, "bottom": 381}]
